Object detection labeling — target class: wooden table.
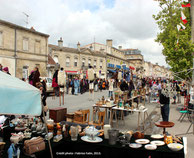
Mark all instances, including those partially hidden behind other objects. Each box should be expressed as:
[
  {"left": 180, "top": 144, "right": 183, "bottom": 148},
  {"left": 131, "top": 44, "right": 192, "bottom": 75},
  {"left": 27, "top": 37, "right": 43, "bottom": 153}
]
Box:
[
  {"left": 155, "top": 121, "right": 175, "bottom": 134},
  {"left": 127, "top": 94, "right": 146, "bottom": 108},
  {"left": 92, "top": 104, "right": 116, "bottom": 125}
]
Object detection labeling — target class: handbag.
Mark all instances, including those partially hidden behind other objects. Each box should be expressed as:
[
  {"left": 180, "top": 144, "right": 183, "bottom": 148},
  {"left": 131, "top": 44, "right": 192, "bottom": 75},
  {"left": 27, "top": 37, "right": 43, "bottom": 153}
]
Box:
[{"left": 23, "top": 136, "right": 45, "bottom": 155}]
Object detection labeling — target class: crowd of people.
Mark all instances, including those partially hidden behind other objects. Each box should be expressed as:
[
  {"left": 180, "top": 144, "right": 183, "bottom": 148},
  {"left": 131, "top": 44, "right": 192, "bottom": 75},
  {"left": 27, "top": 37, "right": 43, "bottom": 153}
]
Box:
[
  {"left": 51, "top": 67, "right": 115, "bottom": 97},
  {"left": 1, "top": 63, "right": 191, "bottom": 123}
]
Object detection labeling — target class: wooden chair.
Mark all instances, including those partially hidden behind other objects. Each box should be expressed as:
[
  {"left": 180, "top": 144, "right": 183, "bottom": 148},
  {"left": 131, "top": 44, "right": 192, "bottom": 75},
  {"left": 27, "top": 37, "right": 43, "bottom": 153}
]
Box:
[
  {"left": 132, "top": 90, "right": 138, "bottom": 108},
  {"left": 89, "top": 110, "right": 106, "bottom": 129},
  {"left": 73, "top": 109, "right": 90, "bottom": 124}
]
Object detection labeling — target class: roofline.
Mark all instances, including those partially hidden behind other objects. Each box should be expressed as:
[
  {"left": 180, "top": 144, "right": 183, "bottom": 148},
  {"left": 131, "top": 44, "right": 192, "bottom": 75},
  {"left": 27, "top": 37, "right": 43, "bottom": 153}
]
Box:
[
  {"left": 49, "top": 44, "right": 106, "bottom": 57},
  {"left": 0, "top": 19, "right": 49, "bottom": 37},
  {"left": 81, "top": 42, "right": 106, "bottom": 48}
]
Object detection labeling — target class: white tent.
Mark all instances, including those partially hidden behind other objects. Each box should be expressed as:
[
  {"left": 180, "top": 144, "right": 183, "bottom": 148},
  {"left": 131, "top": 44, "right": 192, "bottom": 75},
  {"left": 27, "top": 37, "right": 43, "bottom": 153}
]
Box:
[{"left": 0, "top": 71, "right": 41, "bottom": 115}]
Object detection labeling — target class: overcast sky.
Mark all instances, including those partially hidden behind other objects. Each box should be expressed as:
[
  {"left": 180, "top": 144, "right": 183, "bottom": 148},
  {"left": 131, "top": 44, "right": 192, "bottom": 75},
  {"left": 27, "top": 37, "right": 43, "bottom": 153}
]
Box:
[{"left": 0, "top": 0, "right": 167, "bottom": 66}]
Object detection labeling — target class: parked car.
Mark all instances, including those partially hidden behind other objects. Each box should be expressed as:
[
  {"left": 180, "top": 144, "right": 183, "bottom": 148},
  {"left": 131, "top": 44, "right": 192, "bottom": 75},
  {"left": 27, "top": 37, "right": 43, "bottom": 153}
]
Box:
[{"left": 40, "top": 77, "right": 53, "bottom": 94}]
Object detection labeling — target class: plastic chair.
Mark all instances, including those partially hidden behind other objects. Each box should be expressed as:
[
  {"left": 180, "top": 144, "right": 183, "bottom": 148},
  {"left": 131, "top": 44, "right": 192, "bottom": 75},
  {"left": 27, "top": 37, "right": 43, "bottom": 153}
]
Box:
[{"left": 178, "top": 109, "right": 191, "bottom": 122}]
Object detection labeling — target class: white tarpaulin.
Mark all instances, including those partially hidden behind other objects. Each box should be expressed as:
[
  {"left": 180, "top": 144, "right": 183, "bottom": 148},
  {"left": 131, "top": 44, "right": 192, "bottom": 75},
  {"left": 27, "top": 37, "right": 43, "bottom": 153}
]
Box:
[{"left": 0, "top": 71, "right": 41, "bottom": 116}]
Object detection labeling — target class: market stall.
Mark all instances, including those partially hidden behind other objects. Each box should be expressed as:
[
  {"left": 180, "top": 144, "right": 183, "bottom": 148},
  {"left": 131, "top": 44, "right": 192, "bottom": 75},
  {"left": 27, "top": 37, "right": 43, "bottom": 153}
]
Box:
[
  {"left": 0, "top": 71, "right": 53, "bottom": 158},
  {"left": 0, "top": 71, "right": 187, "bottom": 158}
]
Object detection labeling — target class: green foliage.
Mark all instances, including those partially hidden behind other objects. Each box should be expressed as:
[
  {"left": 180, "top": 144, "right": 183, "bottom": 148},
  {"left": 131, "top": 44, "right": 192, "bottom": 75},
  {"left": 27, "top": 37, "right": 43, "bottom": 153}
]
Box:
[{"left": 153, "top": 0, "right": 194, "bottom": 81}]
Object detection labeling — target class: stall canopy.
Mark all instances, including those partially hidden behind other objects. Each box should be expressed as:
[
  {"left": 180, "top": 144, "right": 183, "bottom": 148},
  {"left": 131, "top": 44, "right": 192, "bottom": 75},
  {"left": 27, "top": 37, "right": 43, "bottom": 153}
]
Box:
[
  {"left": 0, "top": 71, "right": 41, "bottom": 116},
  {"left": 129, "top": 66, "right": 135, "bottom": 70},
  {"left": 65, "top": 70, "right": 79, "bottom": 75},
  {"left": 108, "top": 69, "right": 116, "bottom": 73}
]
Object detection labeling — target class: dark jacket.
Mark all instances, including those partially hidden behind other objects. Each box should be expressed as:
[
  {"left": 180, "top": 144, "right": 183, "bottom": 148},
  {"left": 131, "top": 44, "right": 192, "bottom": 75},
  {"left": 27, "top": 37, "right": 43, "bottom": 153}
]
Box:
[
  {"left": 120, "top": 81, "right": 129, "bottom": 91},
  {"left": 33, "top": 70, "right": 40, "bottom": 87},
  {"left": 159, "top": 93, "right": 170, "bottom": 104}
]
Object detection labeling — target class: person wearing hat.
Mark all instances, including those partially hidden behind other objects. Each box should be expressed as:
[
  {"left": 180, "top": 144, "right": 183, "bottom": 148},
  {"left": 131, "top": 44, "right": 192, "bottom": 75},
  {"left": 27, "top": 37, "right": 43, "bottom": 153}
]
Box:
[{"left": 3, "top": 67, "right": 11, "bottom": 75}]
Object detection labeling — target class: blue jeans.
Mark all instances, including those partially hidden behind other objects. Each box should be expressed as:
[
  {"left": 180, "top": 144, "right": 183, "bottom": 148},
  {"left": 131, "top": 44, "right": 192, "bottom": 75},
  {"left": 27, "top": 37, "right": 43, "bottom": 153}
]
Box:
[
  {"left": 161, "top": 104, "right": 170, "bottom": 121},
  {"left": 109, "top": 91, "right": 113, "bottom": 97},
  {"left": 74, "top": 87, "right": 78, "bottom": 95}
]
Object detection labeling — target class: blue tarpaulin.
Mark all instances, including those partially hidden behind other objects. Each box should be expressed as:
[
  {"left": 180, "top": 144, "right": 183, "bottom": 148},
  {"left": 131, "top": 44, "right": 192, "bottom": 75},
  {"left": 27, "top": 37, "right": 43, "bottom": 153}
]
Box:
[
  {"left": 0, "top": 71, "right": 41, "bottom": 116},
  {"left": 108, "top": 69, "right": 116, "bottom": 73},
  {"left": 116, "top": 65, "right": 121, "bottom": 69}
]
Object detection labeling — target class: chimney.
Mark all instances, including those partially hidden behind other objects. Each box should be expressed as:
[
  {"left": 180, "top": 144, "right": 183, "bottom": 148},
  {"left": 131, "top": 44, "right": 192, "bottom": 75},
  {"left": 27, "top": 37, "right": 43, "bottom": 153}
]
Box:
[
  {"left": 118, "top": 46, "right": 122, "bottom": 49},
  {"left": 106, "top": 39, "right": 113, "bottom": 47},
  {"left": 77, "top": 42, "right": 80, "bottom": 51},
  {"left": 58, "top": 37, "right": 63, "bottom": 47}
]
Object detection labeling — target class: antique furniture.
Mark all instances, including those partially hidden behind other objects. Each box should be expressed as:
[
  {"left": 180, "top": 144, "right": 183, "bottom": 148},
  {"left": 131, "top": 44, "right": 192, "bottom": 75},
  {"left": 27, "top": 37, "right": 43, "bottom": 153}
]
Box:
[
  {"left": 155, "top": 121, "right": 175, "bottom": 134},
  {"left": 89, "top": 110, "right": 106, "bottom": 129},
  {"left": 49, "top": 107, "right": 67, "bottom": 123}
]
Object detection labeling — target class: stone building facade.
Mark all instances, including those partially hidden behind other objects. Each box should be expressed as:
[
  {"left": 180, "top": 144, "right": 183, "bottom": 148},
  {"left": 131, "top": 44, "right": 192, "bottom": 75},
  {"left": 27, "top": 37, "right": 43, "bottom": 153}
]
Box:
[
  {"left": 144, "top": 61, "right": 172, "bottom": 79},
  {"left": 49, "top": 38, "right": 107, "bottom": 79},
  {"left": 0, "top": 19, "right": 172, "bottom": 80},
  {"left": 83, "top": 40, "right": 130, "bottom": 76},
  {"left": 0, "top": 19, "right": 49, "bottom": 78}
]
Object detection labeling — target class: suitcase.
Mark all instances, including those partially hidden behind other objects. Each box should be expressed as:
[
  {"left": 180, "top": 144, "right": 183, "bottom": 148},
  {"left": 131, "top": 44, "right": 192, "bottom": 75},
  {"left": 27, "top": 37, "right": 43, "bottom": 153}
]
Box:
[{"left": 49, "top": 107, "right": 67, "bottom": 122}]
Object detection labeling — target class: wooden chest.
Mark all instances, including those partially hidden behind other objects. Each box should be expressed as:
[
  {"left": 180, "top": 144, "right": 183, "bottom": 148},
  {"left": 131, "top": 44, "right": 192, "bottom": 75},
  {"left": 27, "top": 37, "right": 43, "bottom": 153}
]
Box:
[{"left": 49, "top": 107, "right": 67, "bottom": 123}]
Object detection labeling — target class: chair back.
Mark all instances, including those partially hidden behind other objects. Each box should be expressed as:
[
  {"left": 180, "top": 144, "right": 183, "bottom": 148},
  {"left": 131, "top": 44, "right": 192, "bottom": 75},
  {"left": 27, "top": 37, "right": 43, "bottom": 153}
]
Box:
[
  {"left": 82, "top": 109, "right": 90, "bottom": 123},
  {"left": 97, "top": 110, "right": 106, "bottom": 125}
]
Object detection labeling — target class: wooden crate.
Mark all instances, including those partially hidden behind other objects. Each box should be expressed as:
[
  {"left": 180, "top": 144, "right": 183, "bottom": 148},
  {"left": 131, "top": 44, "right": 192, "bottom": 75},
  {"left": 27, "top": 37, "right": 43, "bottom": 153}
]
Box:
[{"left": 49, "top": 107, "right": 67, "bottom": 123}]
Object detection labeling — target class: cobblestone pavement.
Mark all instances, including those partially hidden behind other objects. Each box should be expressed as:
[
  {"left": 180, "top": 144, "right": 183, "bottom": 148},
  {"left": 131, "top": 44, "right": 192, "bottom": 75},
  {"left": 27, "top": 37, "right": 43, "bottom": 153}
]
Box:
[{"left": 47, "top": 90, "right": 193, "bottom": 158}]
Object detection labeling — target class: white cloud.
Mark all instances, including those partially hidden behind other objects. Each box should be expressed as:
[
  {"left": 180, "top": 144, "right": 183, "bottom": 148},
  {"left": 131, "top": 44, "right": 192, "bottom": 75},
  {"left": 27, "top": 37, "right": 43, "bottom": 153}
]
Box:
[{"left": 0, "top": 0, "right": 166, "bottom": 66}]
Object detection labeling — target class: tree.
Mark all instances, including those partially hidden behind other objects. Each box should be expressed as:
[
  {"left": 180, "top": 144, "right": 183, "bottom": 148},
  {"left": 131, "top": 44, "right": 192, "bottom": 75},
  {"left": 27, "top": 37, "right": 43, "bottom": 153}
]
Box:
[{"left": 153, "top": 0, "right": 194, "bottom": 81}]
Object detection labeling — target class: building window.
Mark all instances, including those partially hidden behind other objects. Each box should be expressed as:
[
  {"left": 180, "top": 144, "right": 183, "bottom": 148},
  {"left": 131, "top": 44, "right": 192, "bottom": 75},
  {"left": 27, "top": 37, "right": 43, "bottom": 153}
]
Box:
[
  {"left": 23, "top": 38, "right": 29, "bottom": 51},
  {"left": 66, "top": 57, "right": 70, "bottom": 67},
  {"left": 82, "top": 58, "right": 85, "bottom": 67},
  {"left": 74, "top": 57, "right": 78, "bottom": 67},
  {"left": 53, "top": 55, "right": 59, "bottom": 63},
  {"left": 94, "top": 60, "right": 97, "bottom": 68},
  {"left": 100, "top": 59, "right": 103, "bottom": 69},
  {"left": 88, "top": 59, "right": 91, "bottom": 66},
  {"left": 22, "top": 66, "right": 28, "bottom": 80},
  {"left": 35, "top": 40, "right": 41, "bottom": 54},
  {"left": 0, "top": 31, "right": 2, "bottom": 47}
]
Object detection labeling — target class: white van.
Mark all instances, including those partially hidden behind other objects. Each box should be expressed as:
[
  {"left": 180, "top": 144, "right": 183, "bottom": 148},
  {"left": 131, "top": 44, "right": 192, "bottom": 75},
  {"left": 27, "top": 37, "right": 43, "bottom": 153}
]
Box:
[{"left": 40, "top": 77, "right": 53, "bottom": 94}]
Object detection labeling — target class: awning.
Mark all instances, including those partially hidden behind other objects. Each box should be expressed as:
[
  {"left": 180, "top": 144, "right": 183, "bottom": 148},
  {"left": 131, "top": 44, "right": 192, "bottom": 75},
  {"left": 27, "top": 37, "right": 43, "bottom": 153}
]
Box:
[
  {"left": 129, "top": 66, "right": 135, "bottom": 70},
  {"left": 108, "top": 69, "right": 116, "bottom": 73},
  {"left": 65, "top": 71, "right": 79, "bottom": 75},
  {"left": 107, "top": 63, "right": 115, "bottom": 68},
  {"left": 116, "top": 65, "right": 121, "bottom": 69}
]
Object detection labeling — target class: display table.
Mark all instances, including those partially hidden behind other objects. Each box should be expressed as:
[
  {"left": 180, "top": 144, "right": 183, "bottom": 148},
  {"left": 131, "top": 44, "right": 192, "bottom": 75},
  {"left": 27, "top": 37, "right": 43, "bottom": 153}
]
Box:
[
  {"left": 110, "top": 107, "right": 148, "bottom": 130},
  {"left": 2, "top": 127, "right": 186, "bottom": 158},
  {"left": 19, "top": 135, "right": 185, "bottom": 158},
  {"left": 92, "top": 104, "right": 116, "bottom": 125}
]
